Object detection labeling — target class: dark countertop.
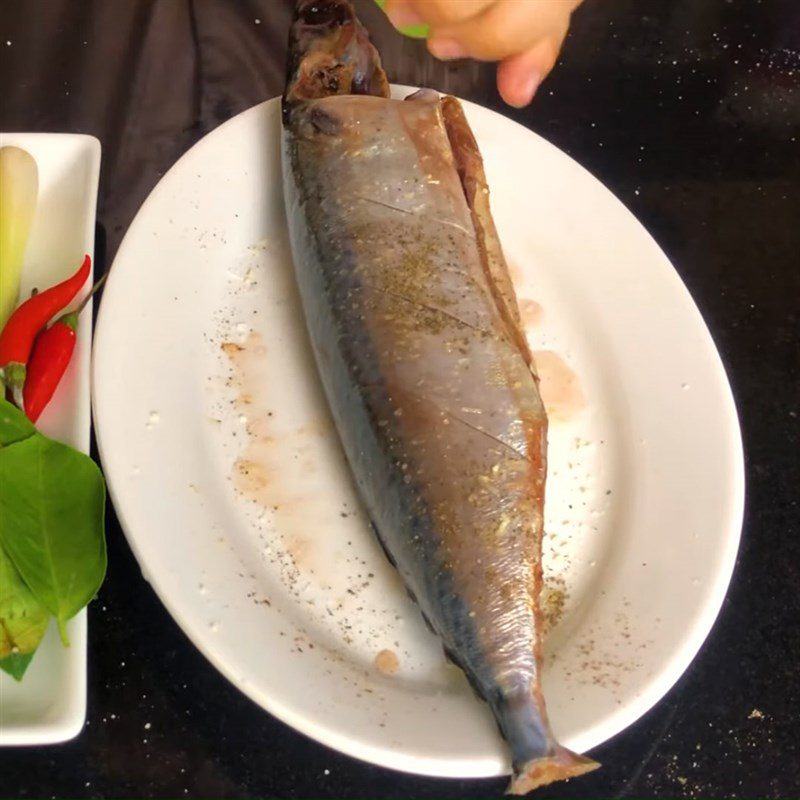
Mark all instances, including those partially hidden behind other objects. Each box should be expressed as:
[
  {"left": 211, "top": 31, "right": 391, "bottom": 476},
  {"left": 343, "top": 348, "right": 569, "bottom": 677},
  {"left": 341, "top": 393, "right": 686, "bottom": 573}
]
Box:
[{"left": 1, "top": 1, "right": 798, "bottom": 798}]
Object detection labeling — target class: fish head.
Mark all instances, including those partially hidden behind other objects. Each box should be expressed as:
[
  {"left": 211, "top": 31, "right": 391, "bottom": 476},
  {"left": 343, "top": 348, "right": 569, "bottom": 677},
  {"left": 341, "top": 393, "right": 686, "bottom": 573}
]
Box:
[{"left": 284, "top": 0, "right": 390, "bottom": 108}]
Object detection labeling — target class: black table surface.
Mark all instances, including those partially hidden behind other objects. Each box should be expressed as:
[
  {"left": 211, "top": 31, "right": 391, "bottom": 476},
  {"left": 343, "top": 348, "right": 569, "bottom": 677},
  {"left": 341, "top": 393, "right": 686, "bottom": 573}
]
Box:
[{"left": 2, "top": 1, "right": 799, "bottom": 798}]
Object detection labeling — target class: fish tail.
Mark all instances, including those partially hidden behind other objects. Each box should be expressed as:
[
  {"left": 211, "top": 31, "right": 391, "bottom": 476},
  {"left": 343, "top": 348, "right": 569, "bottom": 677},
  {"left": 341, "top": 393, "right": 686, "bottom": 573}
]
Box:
[
  {"left": 284, "top": 0, "right": 389, "bottom": 107},
  {"left": 507, "top": 746, "right": 600, "bottom": 795},
  {"left": 494, "top": 687, "right": 600, "bottom": 795}
]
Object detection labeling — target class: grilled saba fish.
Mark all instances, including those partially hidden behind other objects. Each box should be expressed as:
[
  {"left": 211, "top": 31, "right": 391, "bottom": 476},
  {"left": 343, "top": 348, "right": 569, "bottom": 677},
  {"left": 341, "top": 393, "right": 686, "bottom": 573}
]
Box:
[{"left": 280, "top": 0, "right": 599, "bottom": 792}]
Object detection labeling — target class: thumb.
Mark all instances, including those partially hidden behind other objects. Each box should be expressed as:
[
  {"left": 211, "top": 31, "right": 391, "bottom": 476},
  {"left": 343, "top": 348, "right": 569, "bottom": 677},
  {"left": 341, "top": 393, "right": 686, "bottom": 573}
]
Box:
[{"left": 495, "top": 29, "right": 567, "bottom": 108}]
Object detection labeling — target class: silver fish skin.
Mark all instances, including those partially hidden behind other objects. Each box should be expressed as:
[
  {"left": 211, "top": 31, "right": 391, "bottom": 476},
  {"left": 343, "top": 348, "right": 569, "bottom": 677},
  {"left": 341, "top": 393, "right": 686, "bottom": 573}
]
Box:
[{"left": 281, "top": 1, "right": 599, "bottom": 792}]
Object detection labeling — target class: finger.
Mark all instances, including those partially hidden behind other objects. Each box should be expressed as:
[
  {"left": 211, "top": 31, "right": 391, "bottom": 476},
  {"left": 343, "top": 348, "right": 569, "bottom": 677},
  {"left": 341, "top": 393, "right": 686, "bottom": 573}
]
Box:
[
  {"left": 383, "top": 0, "right": 493, "bottom": 30},
  {"left": 496, "top": 28, "right": 566, "bottom": 107},
  {"left": 429, "top": 0, "right": 578, "bottom": 62}
]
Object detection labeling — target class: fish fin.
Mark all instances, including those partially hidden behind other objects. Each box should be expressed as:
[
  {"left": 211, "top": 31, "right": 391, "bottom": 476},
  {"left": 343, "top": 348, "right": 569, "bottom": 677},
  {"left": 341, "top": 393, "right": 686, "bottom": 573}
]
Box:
[
  {"left": 507, "top": 746, "right": 600, "bottom": 795},
  {"left": 404, "top": 88, "right": 440, "bottom": 103}
]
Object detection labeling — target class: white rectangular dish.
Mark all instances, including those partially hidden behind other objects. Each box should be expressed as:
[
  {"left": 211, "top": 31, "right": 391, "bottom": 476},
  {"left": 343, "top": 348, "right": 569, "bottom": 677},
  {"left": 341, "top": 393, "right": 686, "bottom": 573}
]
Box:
[{"left": 0, "top": 132, "right": 101, "bottom": 745}]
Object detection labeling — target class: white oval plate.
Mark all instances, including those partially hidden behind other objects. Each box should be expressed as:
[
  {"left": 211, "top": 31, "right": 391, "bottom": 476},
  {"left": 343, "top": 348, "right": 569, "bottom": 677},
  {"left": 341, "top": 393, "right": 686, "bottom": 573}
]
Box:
[{"left": 92, "top": 90, "right": 743, "bottom": 778}]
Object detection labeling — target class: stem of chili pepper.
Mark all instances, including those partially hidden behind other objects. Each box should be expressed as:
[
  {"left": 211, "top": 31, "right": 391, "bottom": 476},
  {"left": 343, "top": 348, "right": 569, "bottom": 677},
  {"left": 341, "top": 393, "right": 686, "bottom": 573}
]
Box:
[
  {"left": 0, "top": 254, "right": 91, "bottom": 405},
  {"left": 22, "top": 272, "right": 107, "bottom": 422},
  {"left": 72, "top": 270, "right": 107, "bottom": 315}
]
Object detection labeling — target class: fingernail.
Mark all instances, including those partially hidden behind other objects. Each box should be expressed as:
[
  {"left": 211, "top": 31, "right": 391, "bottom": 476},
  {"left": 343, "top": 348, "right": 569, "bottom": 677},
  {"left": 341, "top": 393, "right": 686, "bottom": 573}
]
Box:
[
  {"left": 428, "top": 38, "right": 468, "bottom": 60},
  {"left": 387, "top": 5, "right": 424, "bottom": 29},
  {"left": 515, "top": 70, "right": 542, "bottom": 106}
]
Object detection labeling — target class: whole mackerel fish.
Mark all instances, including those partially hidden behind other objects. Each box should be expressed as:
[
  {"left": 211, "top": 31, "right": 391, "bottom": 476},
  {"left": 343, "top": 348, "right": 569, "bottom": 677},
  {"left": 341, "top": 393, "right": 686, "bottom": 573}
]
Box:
[{"left": 281, "top": 0, "right": 599, "bottom": 792}]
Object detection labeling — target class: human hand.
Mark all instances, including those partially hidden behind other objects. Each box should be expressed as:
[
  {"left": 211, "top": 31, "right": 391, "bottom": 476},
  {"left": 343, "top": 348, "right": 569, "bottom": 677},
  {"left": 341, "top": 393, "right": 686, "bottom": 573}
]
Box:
[{"left": 381, "top": 0, "right": 583, "bottom": 107}]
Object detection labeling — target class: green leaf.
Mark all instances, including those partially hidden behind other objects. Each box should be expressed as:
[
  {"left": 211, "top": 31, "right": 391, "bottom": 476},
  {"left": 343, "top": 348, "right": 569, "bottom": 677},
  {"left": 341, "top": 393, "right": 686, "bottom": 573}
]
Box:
[
  {"left": 0, "top": 434, "right": 106, "bottom": 644},
  {"left": 0, "top": 397, "right": 36, "bottom": 447},
  {"left": 0, "top": 542, "right": 50, "bottom": 658},
  {"left": 0, "top": 651, "right": 36, "bottom": 681}
]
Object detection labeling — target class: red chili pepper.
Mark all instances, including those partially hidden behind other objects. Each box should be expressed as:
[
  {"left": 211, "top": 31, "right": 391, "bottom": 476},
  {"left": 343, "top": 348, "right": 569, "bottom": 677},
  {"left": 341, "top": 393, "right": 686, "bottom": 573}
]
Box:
[
  {"left": 23, "top": 313, "right": 78, "bottom": 422},
  {"left": 21, "top": 271, "right": 107, "bottom": 422},
  {"left": 0, "top": 254, "right": 90, "bottom": 405}
]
